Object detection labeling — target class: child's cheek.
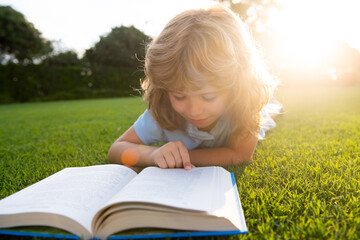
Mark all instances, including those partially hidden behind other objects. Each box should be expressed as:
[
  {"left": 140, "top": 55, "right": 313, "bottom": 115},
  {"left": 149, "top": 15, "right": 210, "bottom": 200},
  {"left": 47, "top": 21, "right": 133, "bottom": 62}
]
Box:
[{"left": 169, "top": 98, "right": 185, "bottom": 114}]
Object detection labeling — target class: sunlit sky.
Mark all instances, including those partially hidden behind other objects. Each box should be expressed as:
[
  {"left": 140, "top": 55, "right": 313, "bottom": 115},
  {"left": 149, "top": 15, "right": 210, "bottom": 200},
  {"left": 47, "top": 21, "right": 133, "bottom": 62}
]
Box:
[
  {"left": 0, "top": 0, "right": 217, "bottom": 55},
  {"left": 1, "top": 0, "right": 359, "bottom": 57}
]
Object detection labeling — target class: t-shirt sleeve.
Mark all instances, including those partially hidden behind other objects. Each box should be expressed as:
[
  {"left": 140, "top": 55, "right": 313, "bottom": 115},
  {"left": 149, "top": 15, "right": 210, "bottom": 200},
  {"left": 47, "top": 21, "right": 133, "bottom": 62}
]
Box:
[
  {"left": 258, "top": 105, "right": 278, "bottom": 141},
  {"left": 133, "top": 109, "right": 165, "bottom": 145}
]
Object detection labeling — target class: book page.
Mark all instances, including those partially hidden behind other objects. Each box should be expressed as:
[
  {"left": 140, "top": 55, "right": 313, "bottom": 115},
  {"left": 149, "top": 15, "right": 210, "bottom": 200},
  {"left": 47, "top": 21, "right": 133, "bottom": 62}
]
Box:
[
  {"left": 0, "top": 164, "right": 137, "bottom": 233},
  {"left": 209, "top": 169, "right": 246, "bottom": 232},
  {"left": 105, "top": 167, "right": 221, "bottom": 212}
]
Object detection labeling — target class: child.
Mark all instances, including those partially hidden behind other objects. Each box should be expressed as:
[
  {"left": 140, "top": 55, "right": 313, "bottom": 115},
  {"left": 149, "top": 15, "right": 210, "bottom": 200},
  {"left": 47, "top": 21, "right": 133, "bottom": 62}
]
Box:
[{"left": 108, "top": 5, "right": 281, "bottom": 171}]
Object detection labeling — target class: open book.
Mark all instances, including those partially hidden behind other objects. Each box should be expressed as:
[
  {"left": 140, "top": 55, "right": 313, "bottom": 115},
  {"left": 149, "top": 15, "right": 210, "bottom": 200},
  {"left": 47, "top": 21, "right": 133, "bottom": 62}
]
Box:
[{"left": 0, "top": 165, "right": 247, "bottom": 239}]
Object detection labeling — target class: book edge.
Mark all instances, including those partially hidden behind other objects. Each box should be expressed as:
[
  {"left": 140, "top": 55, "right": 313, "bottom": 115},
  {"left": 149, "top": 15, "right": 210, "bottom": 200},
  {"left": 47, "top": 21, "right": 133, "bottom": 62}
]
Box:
[
  {"left": 0, "top": 229, "right": 246, "bottom": 239},
  {"left": 0, "top": 229, "right": 79, "bottom": 239},
  {"left": 231, "top": 172, "right": 249, "bottom": 233},
  {"left": 108, "top": 230, "right": 246, "bottom": 239}
]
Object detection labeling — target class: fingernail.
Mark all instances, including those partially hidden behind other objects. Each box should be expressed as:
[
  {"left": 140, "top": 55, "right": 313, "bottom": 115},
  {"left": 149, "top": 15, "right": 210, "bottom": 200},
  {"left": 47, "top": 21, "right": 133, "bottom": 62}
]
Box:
[{"left": 185, "top": 165, "right": 191, "bottom": 170}]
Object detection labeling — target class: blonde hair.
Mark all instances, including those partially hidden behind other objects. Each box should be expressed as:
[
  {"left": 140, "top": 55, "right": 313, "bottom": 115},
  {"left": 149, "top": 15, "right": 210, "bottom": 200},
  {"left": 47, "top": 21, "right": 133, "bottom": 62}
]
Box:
[{"left": 141, "top": 5, "right": 276, "bottom": 139}]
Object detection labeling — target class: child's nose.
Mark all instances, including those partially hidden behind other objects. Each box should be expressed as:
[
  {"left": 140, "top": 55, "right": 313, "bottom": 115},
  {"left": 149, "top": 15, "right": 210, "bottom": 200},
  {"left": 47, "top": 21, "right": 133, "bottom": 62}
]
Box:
[{"left": 187, "top": 98, "right": 203, "bottom": 117}]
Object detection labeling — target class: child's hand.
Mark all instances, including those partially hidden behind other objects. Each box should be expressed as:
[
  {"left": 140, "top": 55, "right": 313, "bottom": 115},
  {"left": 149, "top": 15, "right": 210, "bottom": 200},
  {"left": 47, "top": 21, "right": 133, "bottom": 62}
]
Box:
[{"left": 150, "top": 141, "right": 193, "bottom": 170}]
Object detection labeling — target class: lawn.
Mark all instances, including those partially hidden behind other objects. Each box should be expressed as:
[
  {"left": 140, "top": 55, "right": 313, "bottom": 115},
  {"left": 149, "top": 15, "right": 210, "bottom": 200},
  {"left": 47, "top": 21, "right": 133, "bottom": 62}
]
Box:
[{"left": 0, "top": 86, "right": 359, "bottom": 239}]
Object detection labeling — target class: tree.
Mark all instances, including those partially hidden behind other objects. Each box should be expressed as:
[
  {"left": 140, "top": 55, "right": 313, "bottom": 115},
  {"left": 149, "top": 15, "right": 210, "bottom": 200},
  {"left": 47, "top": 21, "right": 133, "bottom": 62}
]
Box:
[
  {"left": 84, "top": 26, "right": 151, "bottom": 68},
  {"left": 0, "top": 5, "right": 52, "bottom": 64},
  {"left": 42, "top": 50, "right": 85, "bottom": 66}
]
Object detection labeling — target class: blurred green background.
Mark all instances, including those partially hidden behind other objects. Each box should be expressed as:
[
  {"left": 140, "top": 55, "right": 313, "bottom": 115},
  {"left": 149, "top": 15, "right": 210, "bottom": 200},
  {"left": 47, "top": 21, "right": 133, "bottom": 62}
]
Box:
[{"left": 1, "top": 0, "right": 359, "bottom": 103}]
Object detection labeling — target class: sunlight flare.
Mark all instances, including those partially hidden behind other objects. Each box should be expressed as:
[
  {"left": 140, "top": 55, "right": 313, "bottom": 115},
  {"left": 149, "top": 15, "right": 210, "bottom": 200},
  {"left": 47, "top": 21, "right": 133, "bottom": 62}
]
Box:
[{"left": 269, "top": 0, "right": 360, "bottom": 68}]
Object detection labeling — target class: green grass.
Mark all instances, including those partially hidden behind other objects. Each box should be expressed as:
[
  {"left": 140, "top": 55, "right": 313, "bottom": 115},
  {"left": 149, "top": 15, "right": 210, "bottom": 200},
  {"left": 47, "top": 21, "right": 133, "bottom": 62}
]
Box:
[
  {"left": 0, "top": 86, "right": 359, "bottom": 239},
  {"left": 0, "top": 97, "right": 146, "bottom": 198}
]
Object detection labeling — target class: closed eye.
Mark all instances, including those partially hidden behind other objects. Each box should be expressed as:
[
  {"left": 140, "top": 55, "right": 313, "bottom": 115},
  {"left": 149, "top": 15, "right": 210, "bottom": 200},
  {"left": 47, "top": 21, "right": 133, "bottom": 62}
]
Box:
[
  {"left": 173, "top": 95, "right": 186, "bottom": 101},
  {"left": 202, "top": 95, "right": 217, "bottom": 102}
]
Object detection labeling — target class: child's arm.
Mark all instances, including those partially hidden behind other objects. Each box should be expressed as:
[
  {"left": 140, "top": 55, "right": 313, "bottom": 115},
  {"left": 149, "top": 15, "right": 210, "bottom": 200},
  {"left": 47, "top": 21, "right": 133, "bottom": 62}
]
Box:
[
  {"left": 109, "top": 126, "right": 257, "bottom": 169},
  {"left": 188, "top": 133, "right": 258, "bottom": 167},
  {"left": 108, "top": 126, "right": 193, "bottom": 170}
]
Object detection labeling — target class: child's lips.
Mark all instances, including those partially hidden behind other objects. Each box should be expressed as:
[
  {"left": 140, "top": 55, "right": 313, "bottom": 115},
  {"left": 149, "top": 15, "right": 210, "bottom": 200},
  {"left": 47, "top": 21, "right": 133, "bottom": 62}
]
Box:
[{"left": 190, "top": 118, "right": 208, "bottom": 124}]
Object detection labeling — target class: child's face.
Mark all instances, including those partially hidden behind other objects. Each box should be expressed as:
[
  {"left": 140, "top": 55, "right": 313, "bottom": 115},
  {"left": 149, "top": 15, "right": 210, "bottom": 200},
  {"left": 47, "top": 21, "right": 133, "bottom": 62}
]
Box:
[{"left": 168, "top": 85, "right": 228, "bottom": 132}]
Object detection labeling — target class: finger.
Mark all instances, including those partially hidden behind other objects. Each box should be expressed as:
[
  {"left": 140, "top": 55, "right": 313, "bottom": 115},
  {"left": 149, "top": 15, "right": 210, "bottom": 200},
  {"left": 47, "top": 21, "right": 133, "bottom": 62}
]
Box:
[
  {"left": 163, "top": 150, "right": 176, "bottom": 168},
  {"left": 155, "top": 156, "right": 168, "bottom": 169},
  {"left": 171, "top": 147, "right": 183, "bottom": 168},
  {"left": 177, "top": 142, "right": 192, "bottom": 170}
]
